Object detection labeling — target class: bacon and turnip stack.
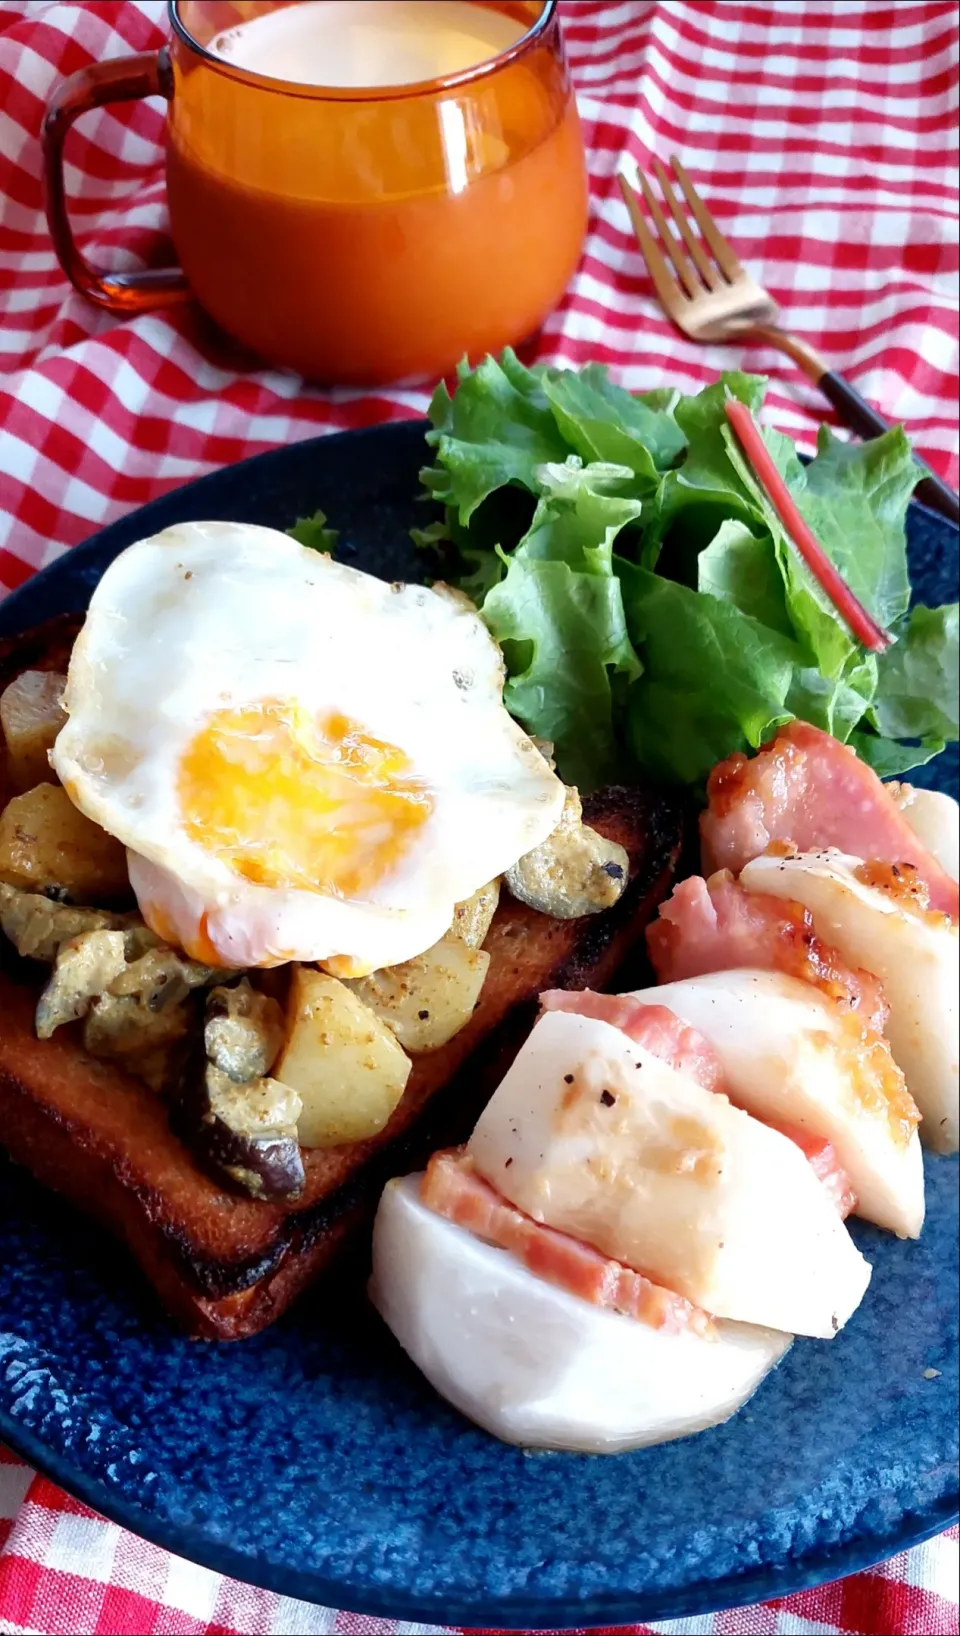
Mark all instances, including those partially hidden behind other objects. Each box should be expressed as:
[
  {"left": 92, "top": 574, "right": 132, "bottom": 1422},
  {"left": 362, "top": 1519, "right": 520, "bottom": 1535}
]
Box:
[
  {"left": 464, "top": 1009, "right": 869, "bottom": 1338},
  {"left": 700, "top": 721, "right": 959, "bottom": 919},
  {"left": 738, "top": 853, "right": 958, "bottom": 1155},
  {"left": 644, "top": 873, "right": 925, "bottom": 1236},
  {"left": 888, "top": 783, "right": 960, "bottom": 883},
  {"left": 369, "top": 998, "right": 876, "bottom": 1452},
  {"left": 371, "top": 1168, "right": 791, "bottom": 1454},
  {"left": 696, "top": 722, "right": 959, "bottom": 1154}
]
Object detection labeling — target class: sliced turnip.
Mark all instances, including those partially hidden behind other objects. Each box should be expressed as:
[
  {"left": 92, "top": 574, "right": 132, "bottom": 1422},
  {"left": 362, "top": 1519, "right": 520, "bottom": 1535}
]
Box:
[
  {"left": 630, "top": 969, "right": 924, "bottom": 1238},
  {"left": 370, "top": 1177, "right": 791, "bottom": 1453},
  {"left": 741, "top": 850, "right": 959, "bottom": 1155},
  {"left": 888, "top": 786, "right": 959, "bottom": 885},
  {"left": 468, "top": 1010, "right": 871, "bottom": 1338}
]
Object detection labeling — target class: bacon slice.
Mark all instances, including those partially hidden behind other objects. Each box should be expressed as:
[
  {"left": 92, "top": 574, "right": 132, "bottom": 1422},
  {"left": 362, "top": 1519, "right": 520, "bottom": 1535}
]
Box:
[
  {"left": 761, "top": 1120, "right": 857, "bottom": 1220},
  {"left": 701, "top": 721, "right": 959, "bottom": 921},
  {"left": 539, "top": 989, "right": 726, "bottom": 1092},
  {"left": 646, "top": 871, "right": 889, "bottom": 1037},
  {"left": 421, "top": 1148, "right": 716, "bottom": 1337}
]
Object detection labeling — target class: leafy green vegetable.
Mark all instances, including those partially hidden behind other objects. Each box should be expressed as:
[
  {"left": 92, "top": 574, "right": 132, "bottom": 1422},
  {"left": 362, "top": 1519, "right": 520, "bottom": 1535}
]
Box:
[
  {"left": 723, "top": 421, "right": 918, "bottom": 681},
  {"left": 800, "top": 425, "right": 914, "bottom": 629},
  {"left": 619, "top": 561, "right": 799, "bottom": 786},
  {"left": 519, "top": 460, "right": 644, "bottom": 568},
  {"left": 640, "top": 374, "right": 765, "bottom": 567},
  {"left": 481, "top": 461, "right": 642, "bottom": 789},
  {"left": 787, "top": 653, "right": 878, "bottom": 742},
  {"left": 414, "top": 352, "right": 957, "bottom": 791},
  {"left": 287, "top": 510, "right": 338, "bottom": 552},
  {"left": 485, "top": 557, "right": 638, "bottom": 791},
  {"left": 870, "top": 603, "right": 959, "bottom": 742},
  {"left": 719, "top": 421, "right": 856, "bottom": 679},
  {"left": 696, "top": 519, "right": 794, "bottom": 637},
  {"left": 848, "top": 731, "right": 946, "bottom": 778},
  {"left": 421, "top": 351, "right": 568, "bottom": 523},
  {"left": 538, "top": 365, "right": 685, "bottom": 489}
]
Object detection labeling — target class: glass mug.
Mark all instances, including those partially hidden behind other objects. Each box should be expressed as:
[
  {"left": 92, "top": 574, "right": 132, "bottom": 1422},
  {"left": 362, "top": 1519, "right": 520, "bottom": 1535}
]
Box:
[{"left": 42, "top": 0, "right": 588, "bottom": 385}]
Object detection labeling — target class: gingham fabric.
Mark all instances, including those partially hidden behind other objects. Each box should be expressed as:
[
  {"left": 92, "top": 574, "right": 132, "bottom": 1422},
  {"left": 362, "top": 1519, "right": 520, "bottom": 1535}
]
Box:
[
  {"left": 0, "top": 1456, "right": 958, "bottom": 1636},
  {"left": 0, "top": 1, "right": 957, "bottom": 1632}
]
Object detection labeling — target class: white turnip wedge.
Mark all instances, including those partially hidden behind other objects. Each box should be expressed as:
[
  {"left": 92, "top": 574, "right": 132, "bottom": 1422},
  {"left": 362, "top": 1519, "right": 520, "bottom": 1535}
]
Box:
[
  {"left": 468, "top": 1010, "right": 871, "bottom": 1338},
  {"left": 889, "top": 785, "right": 959, "bottom": 883},
  {"left": 370, "top": 1176, "right": 791, "bottom": 1453},
  {"left": 740, "top": 851, "right": 959, "bottom": 1155},
  {"left": 630, "top": 970, "right": 925, "bottom": 1239}
]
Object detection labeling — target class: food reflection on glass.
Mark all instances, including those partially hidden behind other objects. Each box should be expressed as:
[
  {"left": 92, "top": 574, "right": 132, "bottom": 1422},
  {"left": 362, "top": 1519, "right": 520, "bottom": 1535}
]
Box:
[
  {"left": 0, "top": 359, "right": 957, "bottom": 1431},
  {"left": 43, "top": 1, "right": 589, "bottom": 383}
]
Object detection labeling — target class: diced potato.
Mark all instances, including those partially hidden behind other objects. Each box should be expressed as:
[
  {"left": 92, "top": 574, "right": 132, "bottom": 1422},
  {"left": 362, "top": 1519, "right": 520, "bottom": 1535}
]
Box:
[
  {"left": 449, "top": 879, "right": 500, "bottom": 950},
  {"left": 274, "top": 967, "right": 411, "bottom": 1149},
  {"left": 1, "top": 670, "right": 67, "bottom": 792},
  {"left": 344, "top": 936, "right": 491, "bottom": 1054},
  {"left": 0, "top": 782, "right": 128, "bottom": 899}
]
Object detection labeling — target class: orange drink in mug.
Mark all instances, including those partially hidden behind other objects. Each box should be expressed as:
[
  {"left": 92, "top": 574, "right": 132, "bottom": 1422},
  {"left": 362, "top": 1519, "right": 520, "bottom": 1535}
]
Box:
[{"left": 43, "top": 1, "right": 588, "bottom": 385}]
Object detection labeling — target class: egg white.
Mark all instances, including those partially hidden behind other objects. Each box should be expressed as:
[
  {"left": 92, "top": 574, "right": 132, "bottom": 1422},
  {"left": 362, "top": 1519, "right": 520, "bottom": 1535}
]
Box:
[{"left": 52, "top": 522, "right": 564, "bottom": 969}]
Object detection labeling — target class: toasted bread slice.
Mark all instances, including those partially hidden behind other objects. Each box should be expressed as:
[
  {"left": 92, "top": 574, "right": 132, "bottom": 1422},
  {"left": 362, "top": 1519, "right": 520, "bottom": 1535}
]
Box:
[{"left": 0, "top": 618, "right": 684, "bottom": 1339}]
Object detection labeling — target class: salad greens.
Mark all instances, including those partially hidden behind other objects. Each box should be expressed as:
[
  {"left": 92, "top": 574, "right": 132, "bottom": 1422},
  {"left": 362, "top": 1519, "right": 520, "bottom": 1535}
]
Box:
[
  {"left": 288, "top": 510, "right": 338, "bottom": 552},
  {"left": 418, "top": 351, "right": 958, "bottom": 792}
]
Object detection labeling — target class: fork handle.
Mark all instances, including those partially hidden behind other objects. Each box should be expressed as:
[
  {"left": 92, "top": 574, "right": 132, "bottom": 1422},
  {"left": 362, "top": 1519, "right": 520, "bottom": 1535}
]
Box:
[{"left": 818, "top": 370, "right": 959, "bottom": 527}]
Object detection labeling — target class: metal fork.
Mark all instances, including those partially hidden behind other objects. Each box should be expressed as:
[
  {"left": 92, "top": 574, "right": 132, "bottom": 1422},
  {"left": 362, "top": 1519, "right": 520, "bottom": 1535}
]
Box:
[{"left": 618, "top": 158, "right": 959, "bottom": 525}]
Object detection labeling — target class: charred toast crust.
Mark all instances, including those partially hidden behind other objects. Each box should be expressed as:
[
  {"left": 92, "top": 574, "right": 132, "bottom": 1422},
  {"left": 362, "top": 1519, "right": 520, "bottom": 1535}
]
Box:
[{"left": 0, "top": 620, "right": 685, "bottom": 1338}]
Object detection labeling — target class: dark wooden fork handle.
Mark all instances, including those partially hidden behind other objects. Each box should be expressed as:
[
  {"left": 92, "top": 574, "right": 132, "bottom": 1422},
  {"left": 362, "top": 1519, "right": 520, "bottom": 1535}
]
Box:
[{"left": 819, "top": 371, "right": 959, "bottom": 527}]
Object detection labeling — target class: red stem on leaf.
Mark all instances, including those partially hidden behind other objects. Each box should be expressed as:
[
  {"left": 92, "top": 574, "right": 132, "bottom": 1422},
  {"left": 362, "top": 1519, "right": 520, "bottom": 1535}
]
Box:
[{"left": 724, "top": 399, "right": 891, "bottom": 653}]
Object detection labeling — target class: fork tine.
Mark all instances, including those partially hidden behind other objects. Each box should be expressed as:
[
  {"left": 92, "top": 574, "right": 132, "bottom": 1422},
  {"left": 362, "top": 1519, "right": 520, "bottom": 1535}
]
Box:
[
  {"left": 617, "top": 174, "right": 687, "bottom": 318},
  {"left": 668, "top": 155, "right": 745, "bottom": 283},
  {"left": 650, "top": 156, "right": 721, "bottom": 291},
  {"left": 634, "top": 168, "right": 702, "bottom": 300}
]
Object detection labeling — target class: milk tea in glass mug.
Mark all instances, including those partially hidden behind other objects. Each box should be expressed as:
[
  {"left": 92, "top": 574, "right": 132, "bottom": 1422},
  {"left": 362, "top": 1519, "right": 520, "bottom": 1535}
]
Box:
[{"left": 42, "top": 0, "right": 588, "bottom": 384}]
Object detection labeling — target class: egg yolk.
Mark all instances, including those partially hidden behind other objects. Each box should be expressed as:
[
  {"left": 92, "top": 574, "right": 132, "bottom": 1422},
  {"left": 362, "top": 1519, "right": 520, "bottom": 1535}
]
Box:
[{"left": 178, "top": 701, "right": 432, "bottom": 899}]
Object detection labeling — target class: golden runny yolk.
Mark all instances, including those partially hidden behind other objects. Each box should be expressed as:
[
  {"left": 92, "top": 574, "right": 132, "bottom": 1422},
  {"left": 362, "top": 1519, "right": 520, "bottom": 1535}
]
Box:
[{"left": 178, "top": 701, "right": 432, "bottom": 898}]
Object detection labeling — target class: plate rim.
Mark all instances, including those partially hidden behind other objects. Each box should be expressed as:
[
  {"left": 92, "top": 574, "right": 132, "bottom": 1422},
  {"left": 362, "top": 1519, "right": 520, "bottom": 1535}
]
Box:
[
  {"left": 0, "top": 1409, "right": 955, "bottom": 1628},
  {"left": 0, "top": 419, "right": 957, "bottom": 1626}
]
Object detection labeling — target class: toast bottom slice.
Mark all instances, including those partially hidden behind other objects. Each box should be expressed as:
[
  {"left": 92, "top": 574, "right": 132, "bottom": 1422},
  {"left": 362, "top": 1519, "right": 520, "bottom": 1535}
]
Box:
[{"left": 1, "top": 767, "right": 682, "bottom": 1338}]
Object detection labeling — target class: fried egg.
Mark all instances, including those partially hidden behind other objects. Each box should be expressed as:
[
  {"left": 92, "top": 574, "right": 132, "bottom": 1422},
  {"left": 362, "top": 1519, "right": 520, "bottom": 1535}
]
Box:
[{"left": 52, "top": 522, "right": 565, "bottom": 971}]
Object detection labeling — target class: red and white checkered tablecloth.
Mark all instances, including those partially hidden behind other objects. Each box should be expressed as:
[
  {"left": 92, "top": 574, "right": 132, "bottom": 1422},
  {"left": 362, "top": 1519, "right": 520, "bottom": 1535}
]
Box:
[{"left": 0, "top": 1, "right": 957, "bottom": 1632}]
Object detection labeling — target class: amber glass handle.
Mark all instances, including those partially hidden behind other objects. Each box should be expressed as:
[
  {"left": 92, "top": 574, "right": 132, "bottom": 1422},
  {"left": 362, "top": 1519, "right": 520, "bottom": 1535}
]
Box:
[{"left": 42, "top": 48, "right": 190, "bottom": 314}]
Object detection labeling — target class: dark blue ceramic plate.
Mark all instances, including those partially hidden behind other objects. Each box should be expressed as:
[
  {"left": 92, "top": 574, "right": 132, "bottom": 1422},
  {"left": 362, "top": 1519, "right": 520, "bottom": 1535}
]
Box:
[{"left": 0, "top": 422, "right": 956, "bottom": 1629}]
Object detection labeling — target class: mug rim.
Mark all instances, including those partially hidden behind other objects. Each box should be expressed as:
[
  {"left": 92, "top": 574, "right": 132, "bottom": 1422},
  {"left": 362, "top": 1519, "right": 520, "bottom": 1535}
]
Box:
[{"left": 167, "top": 0, "right": 559, "bottom": 101}]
